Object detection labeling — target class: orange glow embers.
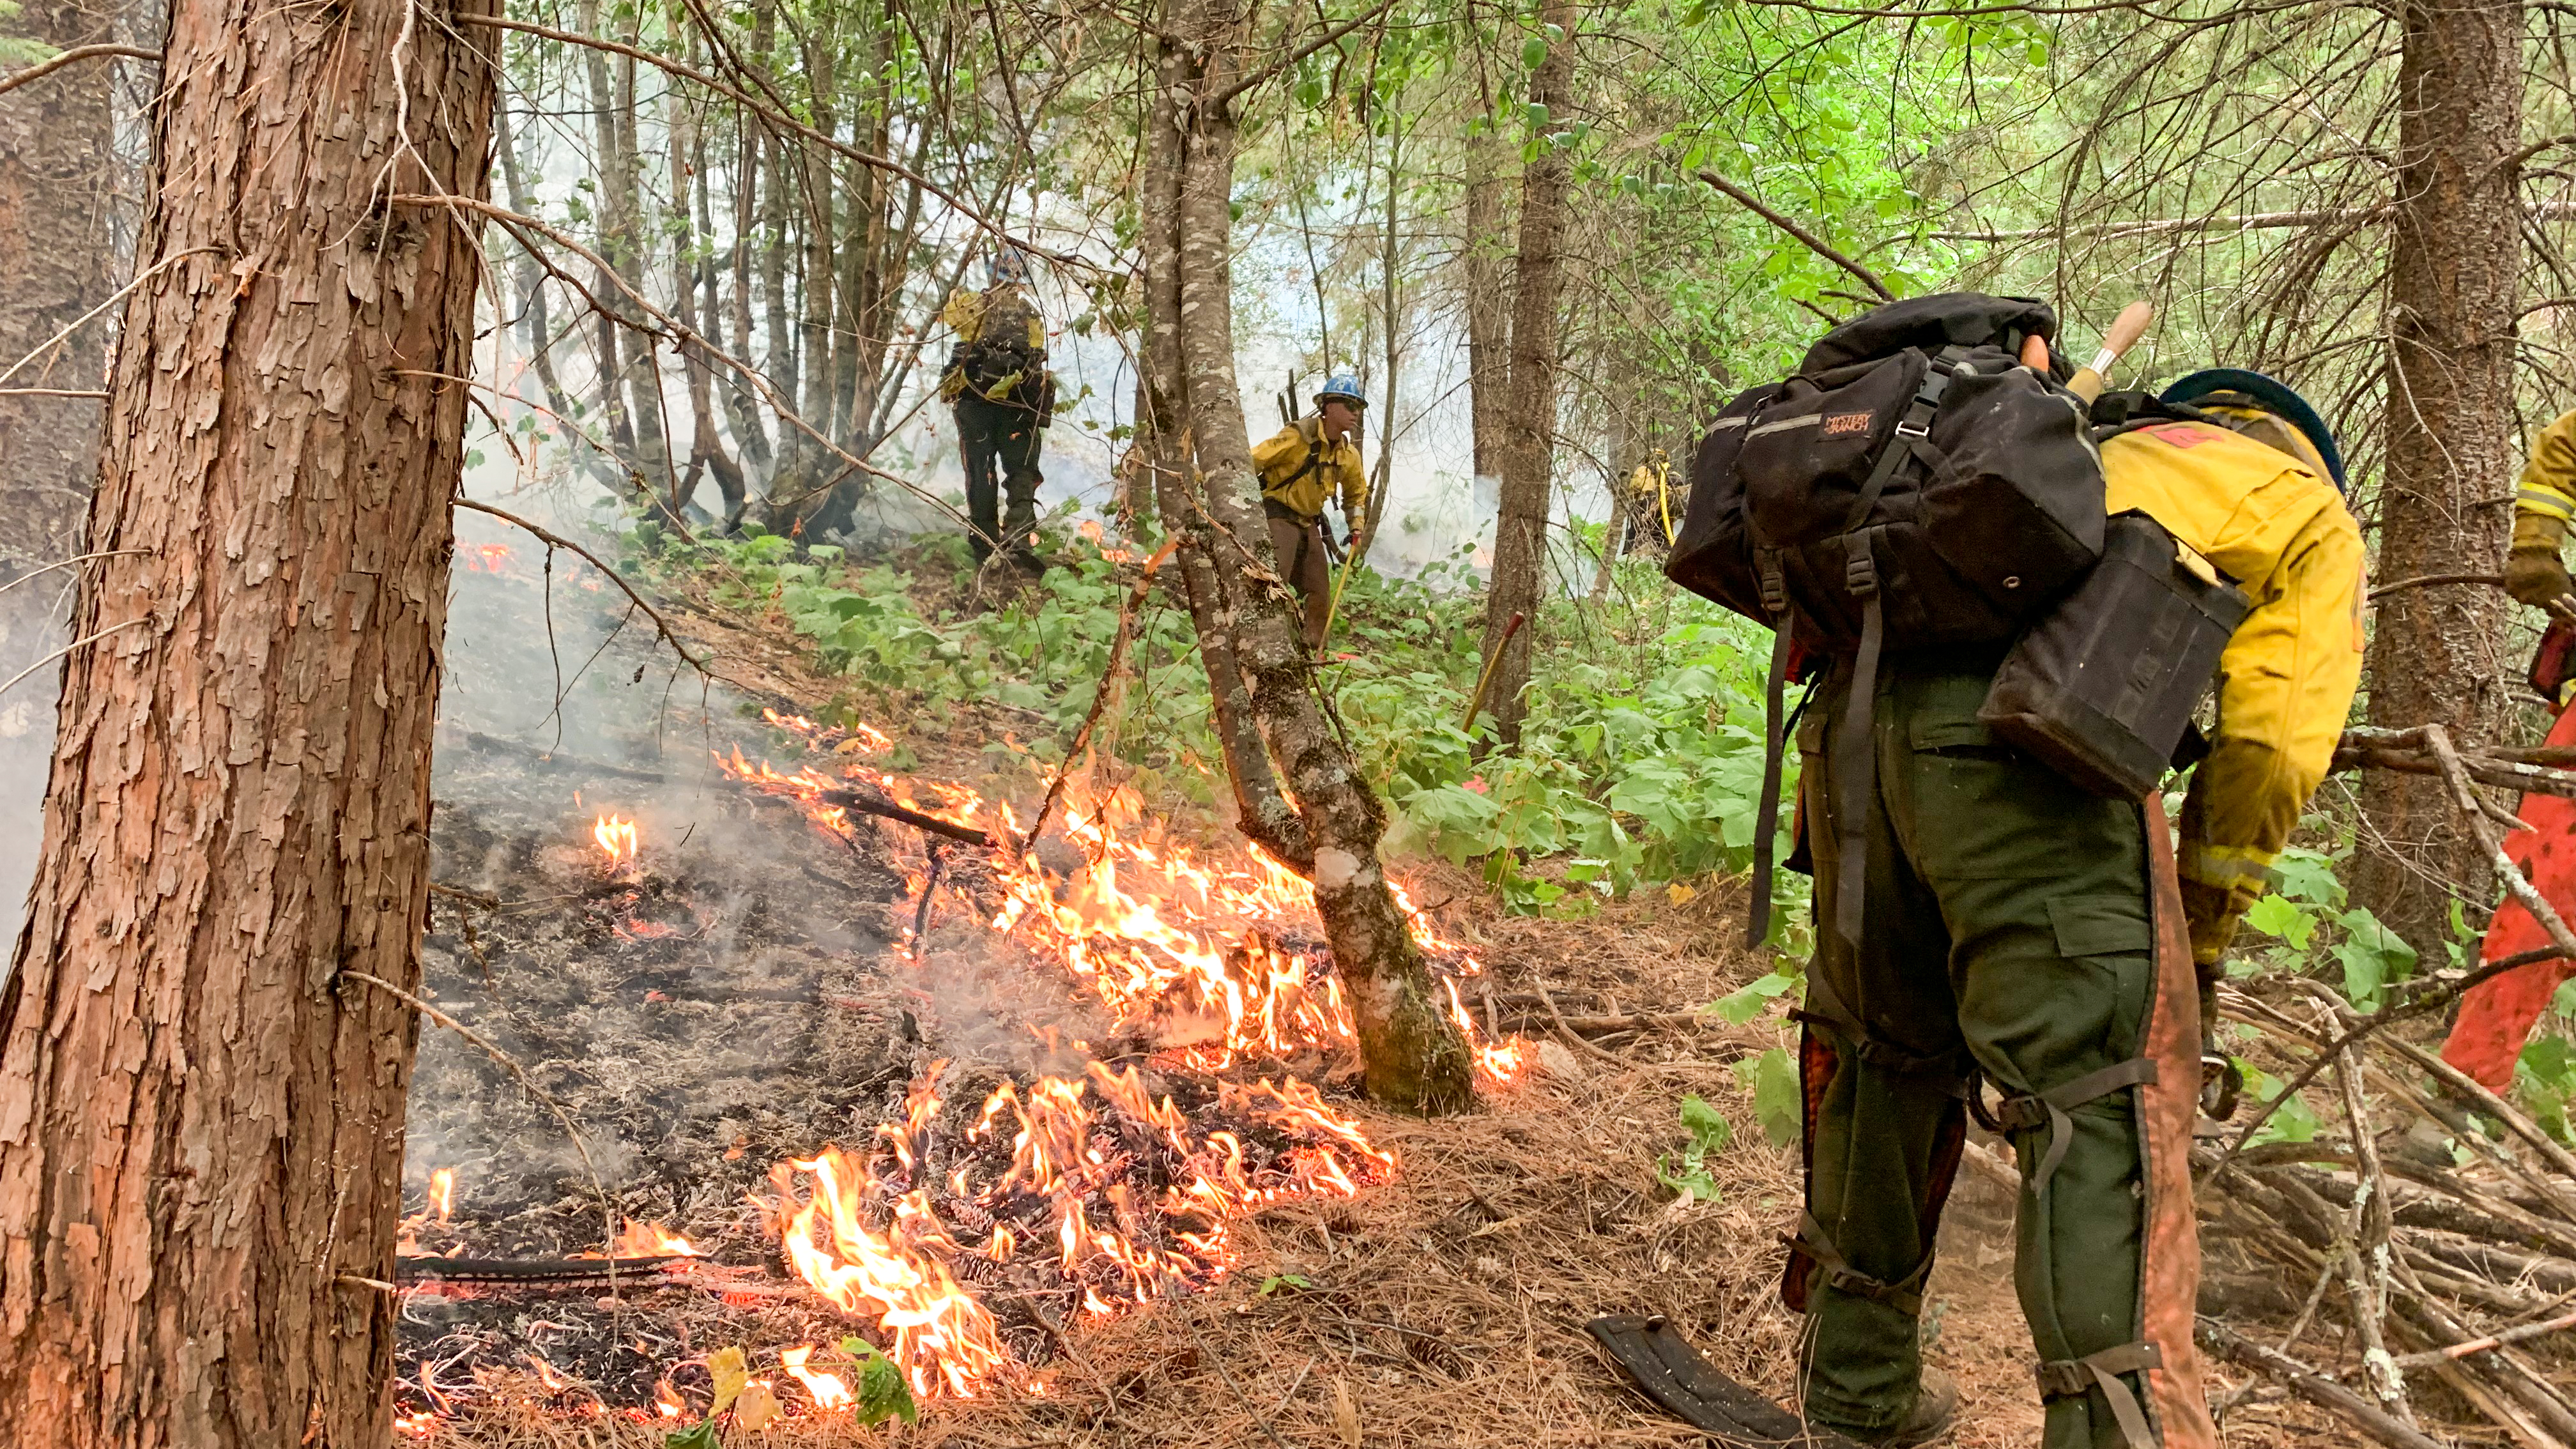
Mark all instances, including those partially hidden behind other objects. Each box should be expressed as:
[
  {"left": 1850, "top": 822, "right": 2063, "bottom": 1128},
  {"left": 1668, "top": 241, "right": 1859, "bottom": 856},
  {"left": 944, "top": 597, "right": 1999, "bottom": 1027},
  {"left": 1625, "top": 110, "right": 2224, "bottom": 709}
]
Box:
[{"left": 591, "top": 813, "right": 640, "bottom": 871}]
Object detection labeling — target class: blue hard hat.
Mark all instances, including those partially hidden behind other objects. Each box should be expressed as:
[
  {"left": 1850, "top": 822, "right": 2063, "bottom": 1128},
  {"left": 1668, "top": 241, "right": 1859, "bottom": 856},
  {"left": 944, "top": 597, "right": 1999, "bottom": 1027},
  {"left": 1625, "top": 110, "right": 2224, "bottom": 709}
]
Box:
[
  {"left": 1314, "top": 374, "right": 1367, "bottom": 411},
  {"left": 2160, "top": 368, "right": 2347, "bottom": 491}
]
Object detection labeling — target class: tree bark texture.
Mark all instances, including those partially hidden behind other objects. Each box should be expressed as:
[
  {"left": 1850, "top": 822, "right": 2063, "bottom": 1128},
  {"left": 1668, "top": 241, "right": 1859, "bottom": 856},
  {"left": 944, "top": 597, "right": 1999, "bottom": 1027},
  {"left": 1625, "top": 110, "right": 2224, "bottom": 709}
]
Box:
[
  {"left": 1150, "top": 0, "right": 1472, "bottom": 1114},
  {"left": 1138, "top": 36, "right": 1307, "bottom": 871},
  {"left": 2354, "top": 0, "right": 2520, "bottom": 951},
  {"left": 0, "top": 0, "right": 495, "bottom": 1434},
  {"left": 1478, "top": 0, "right": 1577, "bottom": 751}
]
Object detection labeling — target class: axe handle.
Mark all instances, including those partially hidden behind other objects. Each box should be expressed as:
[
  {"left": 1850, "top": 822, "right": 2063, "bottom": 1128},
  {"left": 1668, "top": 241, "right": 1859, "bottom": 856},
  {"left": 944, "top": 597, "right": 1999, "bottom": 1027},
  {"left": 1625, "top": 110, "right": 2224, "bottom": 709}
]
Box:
[{"left": 2068, "top": 300, "right": 2154, "bottom": 403}]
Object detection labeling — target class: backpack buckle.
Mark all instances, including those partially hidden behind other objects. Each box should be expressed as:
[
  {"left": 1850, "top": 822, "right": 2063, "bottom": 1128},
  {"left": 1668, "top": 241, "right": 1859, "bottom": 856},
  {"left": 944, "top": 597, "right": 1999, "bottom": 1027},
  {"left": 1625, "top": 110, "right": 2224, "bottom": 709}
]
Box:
[
  {"left": 1844, "top": 549, "right": 1878, "bottom": 597},
  {"left": 1895, "top": 418, "right": 1929, "bottom": 439}
]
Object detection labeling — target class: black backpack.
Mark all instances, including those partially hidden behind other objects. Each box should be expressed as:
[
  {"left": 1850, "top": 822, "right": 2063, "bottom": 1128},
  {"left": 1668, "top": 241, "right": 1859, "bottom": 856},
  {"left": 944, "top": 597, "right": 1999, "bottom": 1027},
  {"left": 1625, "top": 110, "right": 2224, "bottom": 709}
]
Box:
[{"left": 1666, "top": 295, "right": 2112, "bottom": 946}]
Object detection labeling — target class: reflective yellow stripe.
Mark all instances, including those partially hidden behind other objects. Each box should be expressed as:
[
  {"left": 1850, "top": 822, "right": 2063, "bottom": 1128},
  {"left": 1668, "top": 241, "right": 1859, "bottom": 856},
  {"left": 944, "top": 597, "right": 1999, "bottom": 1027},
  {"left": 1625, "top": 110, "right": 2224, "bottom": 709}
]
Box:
[
  {"left": 2520, "top": 486, "right": 2576, "bottom": 521},
  {"left": 2179, "top": 842, "right": 2275, "bottom": 891}
]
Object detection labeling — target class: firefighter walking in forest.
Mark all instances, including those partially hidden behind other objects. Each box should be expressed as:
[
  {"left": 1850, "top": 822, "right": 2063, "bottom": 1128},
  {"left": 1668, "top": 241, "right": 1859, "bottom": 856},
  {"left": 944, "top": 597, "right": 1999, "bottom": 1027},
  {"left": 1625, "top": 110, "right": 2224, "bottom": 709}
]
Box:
[
  {"left": 1780, "top": 355, "right": 2361, "bottom": 1446},
  {"left": 940, "top": 249, "right": 1054, "bottom": 569},
  {"left": 1251, "top": 374, "right": 1370, "bottom": 648},
  {"left": 2437, "top": 407, "right": 2576, "bottom": 1092}
]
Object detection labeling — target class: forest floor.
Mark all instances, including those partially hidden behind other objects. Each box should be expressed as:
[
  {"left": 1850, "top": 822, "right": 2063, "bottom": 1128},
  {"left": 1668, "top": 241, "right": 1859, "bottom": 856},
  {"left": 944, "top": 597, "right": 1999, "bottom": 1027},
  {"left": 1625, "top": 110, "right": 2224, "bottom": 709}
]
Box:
[{"left": 402, "top": 556, "right": 2359, "bottom": 1448}]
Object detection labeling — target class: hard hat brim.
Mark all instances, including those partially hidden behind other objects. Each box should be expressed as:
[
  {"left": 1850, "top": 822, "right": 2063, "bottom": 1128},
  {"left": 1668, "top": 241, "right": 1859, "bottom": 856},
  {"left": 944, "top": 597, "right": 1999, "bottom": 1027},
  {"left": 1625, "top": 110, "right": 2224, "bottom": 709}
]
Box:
[{"left": 2159, "top": 367, "right": 2346, "bottom": 490}]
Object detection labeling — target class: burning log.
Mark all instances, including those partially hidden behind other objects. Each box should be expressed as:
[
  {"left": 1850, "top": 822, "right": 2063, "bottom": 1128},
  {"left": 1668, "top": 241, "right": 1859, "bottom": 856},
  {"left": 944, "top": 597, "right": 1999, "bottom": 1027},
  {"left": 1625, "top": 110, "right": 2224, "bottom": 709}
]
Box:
[
  {"left": 819, "top": 785, "right": 995, "bottom": 847},
  {"left": 394, "top": 1254, "right": 699, "bottom": 1284}
]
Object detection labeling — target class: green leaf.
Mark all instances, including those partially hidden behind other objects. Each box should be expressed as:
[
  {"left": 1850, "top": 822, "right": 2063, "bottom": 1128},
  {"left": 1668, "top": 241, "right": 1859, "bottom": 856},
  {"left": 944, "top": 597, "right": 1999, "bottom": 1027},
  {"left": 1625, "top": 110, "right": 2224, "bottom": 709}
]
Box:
[
  {"left": 2242, "top": 893, "right": 2315, "bottom": 951},
  {"left": 663, "top": 1422, "right": 720, "bottom": 1449},
  {"left": 839, "top": 1337, "right": 919, "bottom": 1426},
  {"left": 1750, "top": 1047, "right": 1801, "bottom": 1147},
  {"left": 1677, "top": 1092, "right": 1733, "bottom": 1152},
  {"left": 2268, "top": 848, "right": 2345, "bottom": 907},
  {"left": 1712, "top": 970, "right": 1797, "bottom": 1025},
  {"left": 2332, "top": 907, "right": 2418, "bottom": 1009},
  {"left": 1257, "top": 1273, "right": 1316, "bottom": 1296},
  {"left": 1524, "top": 102, "right": 1550, "bottom": 130},
  {"left": 1521, "top": 36, "right": 1548, "bottom": 69}
]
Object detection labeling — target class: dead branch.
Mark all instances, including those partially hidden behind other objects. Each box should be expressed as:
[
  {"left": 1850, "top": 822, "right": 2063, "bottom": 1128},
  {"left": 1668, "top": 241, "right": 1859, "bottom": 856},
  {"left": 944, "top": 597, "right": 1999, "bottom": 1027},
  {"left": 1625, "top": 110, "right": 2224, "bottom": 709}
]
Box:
[
  {"left": 818, "top": 786, "right": 996, "bottom": 847},
  {"left": 2197, "top": 1320, "right": 2449, "bottom": 1449},
  {"left": 0, "top": 617, "right": 153, "bottom": 700},
  {"left": 0, "top": 42, "right": 158, "bottom": 100},
  {"left": 451, "top": 499, "right": 717, "bottom": 678},
  {"left": 339, "top": 971, "right": 630, "bottom": 1295},
  {"left": 1019, "top": 539, "right": 1177, "bottom": 852},
  {"left": 2370, "top": 571, "right": 2507, "bottom": 600},
  {"left": 1692, "top": 169, "right": 1894, "bottom": 302}
]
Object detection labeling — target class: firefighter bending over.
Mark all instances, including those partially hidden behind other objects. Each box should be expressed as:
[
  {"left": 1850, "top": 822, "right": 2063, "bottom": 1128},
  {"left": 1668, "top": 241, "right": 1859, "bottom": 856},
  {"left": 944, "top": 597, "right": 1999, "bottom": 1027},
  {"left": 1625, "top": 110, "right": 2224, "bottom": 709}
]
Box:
[
  {"left": 1250, "top": 374, "right": 1370, "bottom": 648},
  {"left": 1791, "top": 365, "right": 2360, "bottom": 1448}
]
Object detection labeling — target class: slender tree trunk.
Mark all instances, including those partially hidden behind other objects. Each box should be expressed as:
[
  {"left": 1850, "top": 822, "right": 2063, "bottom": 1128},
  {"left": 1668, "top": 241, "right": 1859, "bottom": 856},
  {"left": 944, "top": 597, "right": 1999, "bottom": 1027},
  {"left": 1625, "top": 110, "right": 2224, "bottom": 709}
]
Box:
[
  {"left": 1141, "top": 30, "right": 1304, "bottom": 868},
  {"left": 669, "top": 84, "right": 744, "bottom": 521},
  {"left": 1460, "top": 75, "right": 1512, "bottom": 484},
  {"left": 0, "top": 0, "right": 493, "bottom": 1434},
  {"left": 762, "top": 128, "right": 795, "bottom": 454},
  {"left": 1478, "top": 0, "right": 1577, "bottom": 751},
  {"left": 2354, "top": 0, "right": 2522, "bottom": 950},
  {"left": 1154, "top": 0, "right": 1472, "bottom": 1114},
  {"left": 493, "top": 106, "right": 620, "bottom": 493},
  {"left": 725, "top": 63, "right": 773, "bottom": 479},
  {"left": 1361, "top": 109, "right": 1403, "bottom": 559}
]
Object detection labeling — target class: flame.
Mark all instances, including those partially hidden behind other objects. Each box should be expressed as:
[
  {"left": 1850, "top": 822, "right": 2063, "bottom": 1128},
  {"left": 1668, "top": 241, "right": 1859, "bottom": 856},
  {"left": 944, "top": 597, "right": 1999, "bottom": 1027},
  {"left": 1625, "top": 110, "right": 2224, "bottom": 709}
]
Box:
[
  {"left": 654, "top": 1380, "right": 685, "bottom": 1418},
  {"left": 592, "top": 813, "right": 639, "bottom": 870},
  {"left": 781, "top": 1345, "right": 855, "bottom": 1411},
  {"left": 429, "top": 1167, "right": 454, "bottom": 1224},
  {"left": 776, "top": 1149, "right": 1013, "bottom": 1399},
  {"left": 395, "top": 1410, "right": 440, "bottom": 1437},
  {"left": 605, "top": 1220, "right": 701, "bottom": 1258}
]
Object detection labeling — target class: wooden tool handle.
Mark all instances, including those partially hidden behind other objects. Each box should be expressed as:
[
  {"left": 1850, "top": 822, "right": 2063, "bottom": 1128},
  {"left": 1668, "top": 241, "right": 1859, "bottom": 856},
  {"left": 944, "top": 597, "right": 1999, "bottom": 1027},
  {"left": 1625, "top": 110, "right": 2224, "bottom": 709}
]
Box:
[{"left": 2068, "top": 300, "right": 2156, "bottom": 402}]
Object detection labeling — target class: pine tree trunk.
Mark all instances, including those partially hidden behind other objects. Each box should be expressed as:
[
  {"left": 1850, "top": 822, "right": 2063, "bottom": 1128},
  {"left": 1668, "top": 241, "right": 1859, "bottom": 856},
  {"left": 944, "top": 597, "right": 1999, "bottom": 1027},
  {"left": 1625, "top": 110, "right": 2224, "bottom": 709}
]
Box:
[
  {"left": 0, "top": 0, "right": 494, "bottom": 1434},
  {"left": 2352, "top": 0, "right": 2522, "bottom": 951},
  {"left": 1153, "top": 0, "right": 1472, "bottom": 1114},
  {"left": 1478, "top": 0, "right": 1577, "bottom": 751}
]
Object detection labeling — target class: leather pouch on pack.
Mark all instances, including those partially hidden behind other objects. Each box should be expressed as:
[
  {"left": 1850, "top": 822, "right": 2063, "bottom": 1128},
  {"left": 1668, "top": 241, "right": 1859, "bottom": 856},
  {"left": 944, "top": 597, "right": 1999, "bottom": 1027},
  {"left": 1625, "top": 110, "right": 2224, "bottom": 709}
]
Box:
[{"left": 1979, "top": 510, "right": 2251, "bottom": 799}]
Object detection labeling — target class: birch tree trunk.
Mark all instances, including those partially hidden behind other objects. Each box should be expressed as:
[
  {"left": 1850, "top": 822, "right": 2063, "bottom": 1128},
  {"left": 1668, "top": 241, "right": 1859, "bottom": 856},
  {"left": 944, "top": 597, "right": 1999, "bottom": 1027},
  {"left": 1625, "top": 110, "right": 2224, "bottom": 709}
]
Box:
[
  {"left": 2352, "top": 0, "right": 2521, "bottom": 951},
  {"left": 1461, "top": 114, "right": 1512, "bottom": 485},
  {"left": 0, "top": 0, "right": 494, "bottom": 1434},
  {"left": 1478, "top": 0, "right": 1577, "bottom": 751},
  {"left": 1151, "top": 0, "right": 1472, "bottom": 1114}
]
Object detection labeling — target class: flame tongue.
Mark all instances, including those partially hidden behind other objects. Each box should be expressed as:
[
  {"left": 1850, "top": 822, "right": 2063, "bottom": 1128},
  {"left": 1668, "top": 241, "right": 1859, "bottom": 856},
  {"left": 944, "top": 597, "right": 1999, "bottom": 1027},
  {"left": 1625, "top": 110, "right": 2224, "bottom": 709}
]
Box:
[{"left": 592, "top": 813, "right": 640, "bottom": 870}]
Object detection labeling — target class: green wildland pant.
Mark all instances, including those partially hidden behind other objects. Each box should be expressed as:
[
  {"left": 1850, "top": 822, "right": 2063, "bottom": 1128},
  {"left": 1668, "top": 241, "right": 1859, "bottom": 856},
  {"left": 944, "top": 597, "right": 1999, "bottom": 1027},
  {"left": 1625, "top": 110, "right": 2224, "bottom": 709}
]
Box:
[{"left": 1790, "top": 656, "right": 2210, "bottom": 1449}]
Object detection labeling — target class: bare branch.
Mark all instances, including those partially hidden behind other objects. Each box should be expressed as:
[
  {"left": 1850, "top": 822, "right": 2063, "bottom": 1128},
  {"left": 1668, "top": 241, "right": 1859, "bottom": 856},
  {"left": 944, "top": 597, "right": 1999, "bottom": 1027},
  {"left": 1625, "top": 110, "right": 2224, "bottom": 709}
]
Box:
[
  {"left": 1694, "top": 169, "right": 1894, "bottom": 302},
  {"left": 0, "top": 43, "right": 157, "bottom": 100}
]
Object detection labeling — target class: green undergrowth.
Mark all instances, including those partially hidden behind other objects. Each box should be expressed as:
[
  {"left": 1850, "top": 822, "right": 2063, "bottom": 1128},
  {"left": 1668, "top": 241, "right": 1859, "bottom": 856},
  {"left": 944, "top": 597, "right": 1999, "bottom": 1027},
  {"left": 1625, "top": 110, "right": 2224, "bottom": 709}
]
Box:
[{"left": 624, "top": 509, "right": 1803, "bottom": 938}]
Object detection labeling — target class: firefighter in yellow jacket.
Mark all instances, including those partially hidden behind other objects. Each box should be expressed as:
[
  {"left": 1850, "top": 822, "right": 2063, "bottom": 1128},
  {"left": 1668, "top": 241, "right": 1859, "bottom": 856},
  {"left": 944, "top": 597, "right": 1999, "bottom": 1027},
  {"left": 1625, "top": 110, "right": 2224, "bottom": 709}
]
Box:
[
  {"left": 1250, "top": 374, "right": 1370, "bottom": 647},
  {"left": 1795, "top": 365, "right": 2361, "bottom": 1449},
  {"left": 2508, "top": 409, "right": 2576, "bottom": 611}
]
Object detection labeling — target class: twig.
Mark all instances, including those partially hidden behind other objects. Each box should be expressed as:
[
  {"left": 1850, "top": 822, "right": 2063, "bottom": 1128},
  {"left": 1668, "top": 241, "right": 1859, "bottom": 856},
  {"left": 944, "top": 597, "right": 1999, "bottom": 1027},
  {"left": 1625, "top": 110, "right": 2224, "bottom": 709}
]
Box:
[
  {"left": 1694, "top": 169, "right": 1895, "bottom": 302},
  {"left": 1183, "top": 1320, "right": 1295, "bottom": 1449},
  {"left": 0, "top": 247, "right": 217, "bottom": 388},
  {"left": 0, "top": 42, "right": 157, "bottom": 100},
  {"left": 908, "top": 843, "right": 944, "bottom": 960},
  {"left": 1534, "top": 982, "right": 1621, "bottom": 1065},
  {"left": 0, "top": 387, "right": 107, "bottom": 399},
  {"left": 2394, "top": 1308, "right": 2576, "bottom": 1370},
  {"left": 2370, "top": 571, "right": 2506, "bottom": 601},
  {"left": 1019, "top": 539, "right": 1176, "bottom": 852},
  {"left": 2335, "top": 1051, "right": 2416, "bottom": 1426},
  {"left": 0, "top": 548, "right": 153, "bottom": 599},
  {"left": 2196, "top": 1319, "right": 2450, "bottom": 1449},
  {"left": 1211, "top": 0, "right": 1400, "bottom": 107},
  {"left": 427, "top": 882, "right": 501, "bottom": 909},
  {"left": 452, "top": 499, "right": 716, "bottom": 677},
  {"left": 340, "top": 970, "right": 625, "bottom": 1296},
  {"left": 0, "top": 617, "right": 152, "bottom": 700}
]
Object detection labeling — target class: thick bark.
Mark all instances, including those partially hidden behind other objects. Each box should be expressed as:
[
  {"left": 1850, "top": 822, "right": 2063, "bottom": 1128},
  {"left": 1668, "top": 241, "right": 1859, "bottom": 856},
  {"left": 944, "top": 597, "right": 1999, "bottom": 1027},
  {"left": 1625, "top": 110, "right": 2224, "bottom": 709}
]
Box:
[
  {"left": 2354, "top": 0, "right": 2521, "bottom": 950},
  {"left": 1155, "top": 0, "right": 1471, "bottom": 1114},
  {"left": 1478, "top": 1, "right": 1577, "bottom": 751},
  {"left": 0, "top": 0, "right": 492, "bottom": 1437}
]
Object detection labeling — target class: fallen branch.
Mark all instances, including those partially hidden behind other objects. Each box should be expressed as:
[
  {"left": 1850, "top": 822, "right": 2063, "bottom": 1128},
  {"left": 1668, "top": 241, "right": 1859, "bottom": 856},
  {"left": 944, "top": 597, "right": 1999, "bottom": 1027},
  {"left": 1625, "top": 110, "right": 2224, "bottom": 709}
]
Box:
[
  {"left": 1019, "top": 538, "right": 1176, "bottom": 852},
  {"left": 2197, "top": 1319, "right": 2449, "bottom": 1449},
  {"left": 2393, "top": 1308, "right": 2576, "bottom": 1370},
  {"left": 818, "top": 786, "right": 995, "bottom": 847}
]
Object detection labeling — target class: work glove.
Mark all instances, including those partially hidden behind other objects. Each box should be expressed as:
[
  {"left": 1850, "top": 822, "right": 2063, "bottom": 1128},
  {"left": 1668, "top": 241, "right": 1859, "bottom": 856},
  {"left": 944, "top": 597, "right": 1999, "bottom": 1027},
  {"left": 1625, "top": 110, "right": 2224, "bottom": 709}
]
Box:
[{"left": 2507, "top": 508, "right": 2576, "bottom": 610}]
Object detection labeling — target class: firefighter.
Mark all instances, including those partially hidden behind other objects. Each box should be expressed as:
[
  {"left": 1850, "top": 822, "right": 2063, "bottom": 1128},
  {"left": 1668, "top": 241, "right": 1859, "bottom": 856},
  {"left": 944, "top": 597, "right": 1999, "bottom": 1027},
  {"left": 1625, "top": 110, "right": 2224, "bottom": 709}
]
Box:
[
  {"left": 939, "top": 249, "right": 1054, "bottom": 569},
  {"left": 1793, "top": 365, "right": 2362, "bottom": 1448},
  {"left": 1249, "top": 374, "right": 1370, "bottom": 648},
  {"left": 2439, "top": 408, "right": 2576, "bottom": 1093}
]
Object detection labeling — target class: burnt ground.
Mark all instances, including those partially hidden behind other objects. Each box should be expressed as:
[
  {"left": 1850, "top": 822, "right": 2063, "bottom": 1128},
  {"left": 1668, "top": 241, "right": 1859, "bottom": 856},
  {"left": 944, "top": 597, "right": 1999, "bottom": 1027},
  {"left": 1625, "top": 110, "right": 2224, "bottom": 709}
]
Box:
[{"left": 406, "top": 535, "right": 2364, "bottom": 1447}]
